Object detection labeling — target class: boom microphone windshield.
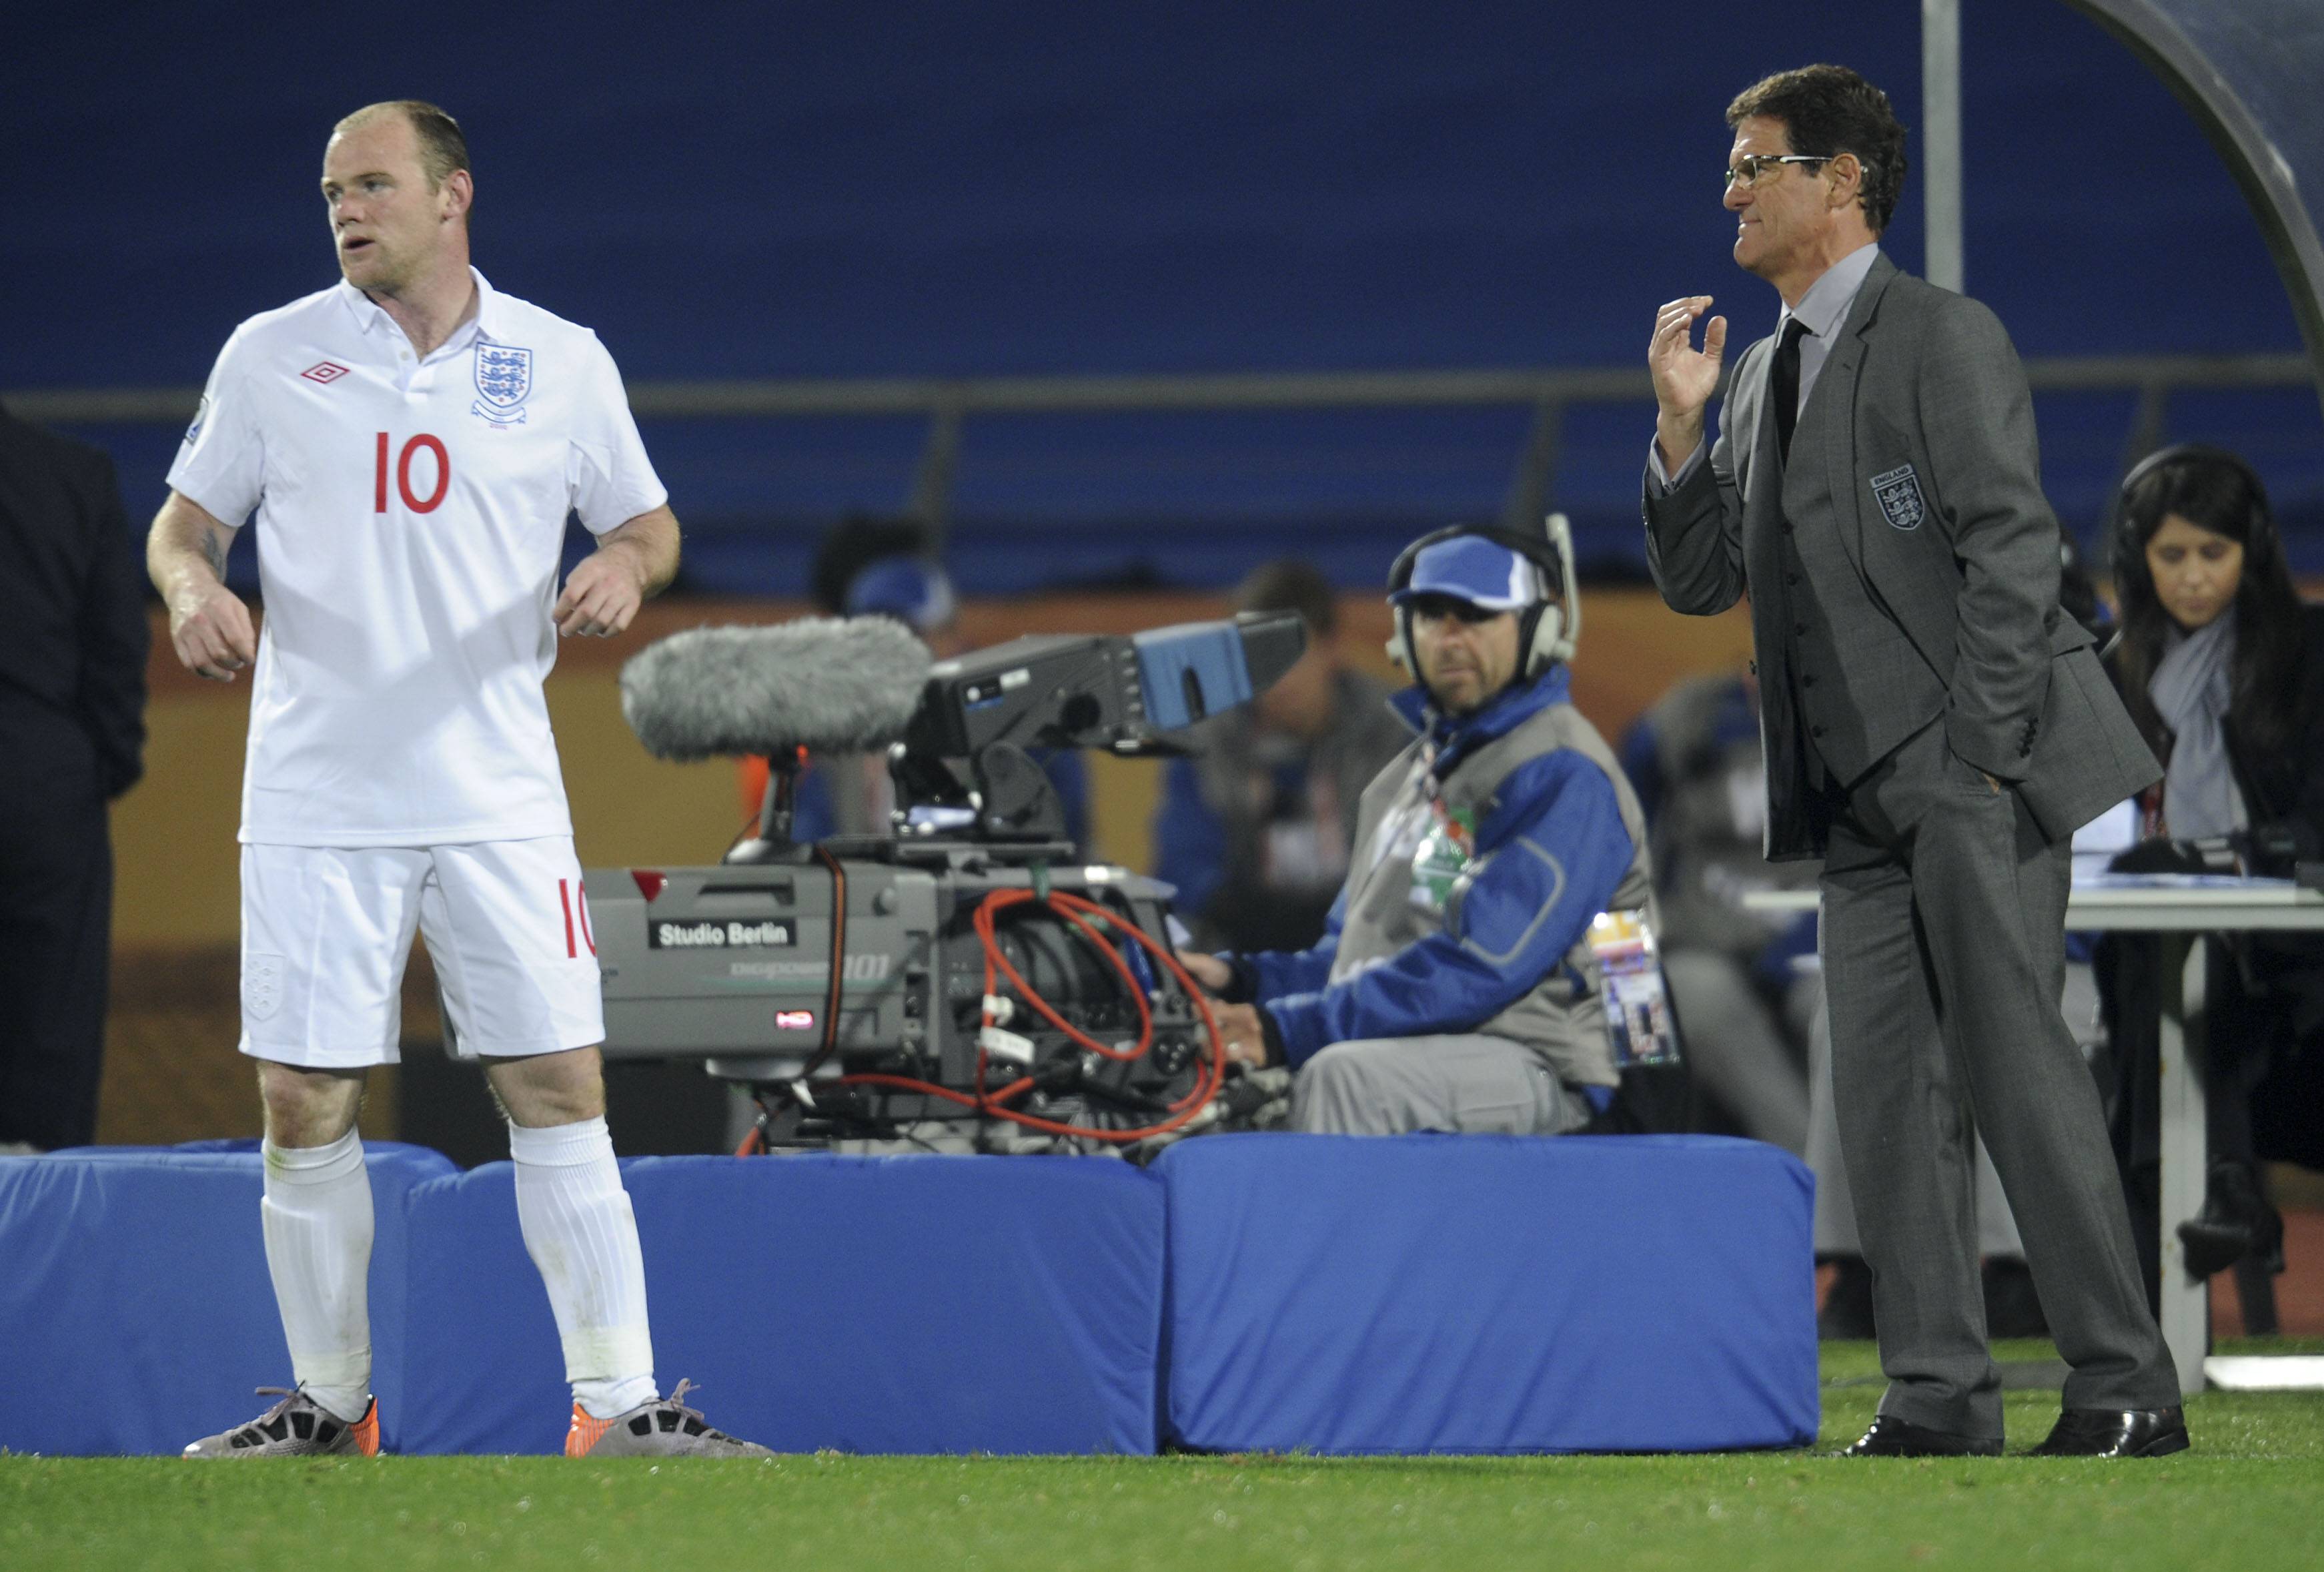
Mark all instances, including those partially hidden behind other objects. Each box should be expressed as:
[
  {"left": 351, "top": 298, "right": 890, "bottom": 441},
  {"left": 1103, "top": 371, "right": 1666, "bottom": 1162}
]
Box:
[
  {"left": 620, "top": 618, "right": 932, "bottom": 759},
  {"left": 623, "top": 609, "right": 1306, "bottom": 769}
]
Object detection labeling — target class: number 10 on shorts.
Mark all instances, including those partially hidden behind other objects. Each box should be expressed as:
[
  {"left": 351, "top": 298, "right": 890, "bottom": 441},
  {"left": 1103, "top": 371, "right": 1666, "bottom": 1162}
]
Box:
[
  {"left": 374, "top": 432, "right": 450, "bottom": 514},
  {"left": 559, "top": 877, "right": 596, "bottom": 959}
]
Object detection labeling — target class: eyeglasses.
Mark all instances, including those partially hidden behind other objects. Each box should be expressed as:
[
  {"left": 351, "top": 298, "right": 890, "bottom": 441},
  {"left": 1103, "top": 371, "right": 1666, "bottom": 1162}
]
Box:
[{"left": 1724, "top": 153, "right": 1829, "bottom": 190}]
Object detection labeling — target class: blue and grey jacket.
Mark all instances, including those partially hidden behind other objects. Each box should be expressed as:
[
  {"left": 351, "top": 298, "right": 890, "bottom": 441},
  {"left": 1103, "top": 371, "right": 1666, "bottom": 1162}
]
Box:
[{"left": 1231, "top": 664, "right": 1656, "bottom": 1088}]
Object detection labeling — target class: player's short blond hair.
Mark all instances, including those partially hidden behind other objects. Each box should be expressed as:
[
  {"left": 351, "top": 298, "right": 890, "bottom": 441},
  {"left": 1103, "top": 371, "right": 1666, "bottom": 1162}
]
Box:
[{"left": 334, "top": 101, "right": 470, "bottom": 191}]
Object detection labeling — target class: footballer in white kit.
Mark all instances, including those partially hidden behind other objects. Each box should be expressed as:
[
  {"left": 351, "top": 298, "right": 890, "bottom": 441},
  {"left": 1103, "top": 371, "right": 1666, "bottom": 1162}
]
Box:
[
  {"left": 184, "top": 266, "right": 646, "bottom": 1065},
  {"left": 149, "top": 99, "right": 768, "bottom": 1459}
]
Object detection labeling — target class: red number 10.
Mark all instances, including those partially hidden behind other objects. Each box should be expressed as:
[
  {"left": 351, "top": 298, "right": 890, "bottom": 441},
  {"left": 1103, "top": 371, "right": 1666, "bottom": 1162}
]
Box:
[{"left": 374, "top": 432, "right": 450, "bottom": 514}]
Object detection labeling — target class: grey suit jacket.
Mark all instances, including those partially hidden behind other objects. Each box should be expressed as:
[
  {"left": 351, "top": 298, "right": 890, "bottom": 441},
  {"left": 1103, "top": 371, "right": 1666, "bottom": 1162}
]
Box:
[{"left": 1642, "top": 254, "right": 2159, "bottom": 860}]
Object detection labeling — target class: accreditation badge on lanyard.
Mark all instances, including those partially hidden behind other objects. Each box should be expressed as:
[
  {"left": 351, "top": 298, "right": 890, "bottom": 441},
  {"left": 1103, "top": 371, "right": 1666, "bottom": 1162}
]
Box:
[
  {"left": 1587, "top": 909, "right": 1683, "bottom": 1068},
  {"left": 1407, "top": 747, "right": 1477, "bottom": 913}
]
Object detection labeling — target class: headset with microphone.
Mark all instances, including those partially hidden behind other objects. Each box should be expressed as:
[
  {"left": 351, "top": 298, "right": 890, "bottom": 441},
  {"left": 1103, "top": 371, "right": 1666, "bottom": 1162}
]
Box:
[{"left": 1383, "top": 512, "right": 1579, "bottom": 679}]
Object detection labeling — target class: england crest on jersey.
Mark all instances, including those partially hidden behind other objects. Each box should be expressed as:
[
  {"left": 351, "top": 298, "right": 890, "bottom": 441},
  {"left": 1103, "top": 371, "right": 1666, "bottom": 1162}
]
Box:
[
  {"left": 473, "top": 343, "right": 534, "bottom": 423},
  {"left": 1870, "top": 464, "right": 1926, "bottom": 531}
]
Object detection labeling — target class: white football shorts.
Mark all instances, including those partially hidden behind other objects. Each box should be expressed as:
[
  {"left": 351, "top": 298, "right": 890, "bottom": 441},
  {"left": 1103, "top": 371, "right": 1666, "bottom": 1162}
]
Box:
[{"left": 239, "top": 838, "right": 605, "bottom": 1068}]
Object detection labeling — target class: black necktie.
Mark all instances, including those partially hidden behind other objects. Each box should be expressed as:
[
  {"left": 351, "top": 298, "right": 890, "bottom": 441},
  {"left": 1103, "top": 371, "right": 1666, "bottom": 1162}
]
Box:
[{"left": 1770, "top": 316, "right": 1809, "bottom": 468}]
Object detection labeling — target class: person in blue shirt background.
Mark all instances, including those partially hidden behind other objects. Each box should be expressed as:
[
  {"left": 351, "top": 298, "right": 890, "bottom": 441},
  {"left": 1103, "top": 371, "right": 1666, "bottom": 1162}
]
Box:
[{"left": 1178, "top": 528, "right": 1656, "bottom": 1136}]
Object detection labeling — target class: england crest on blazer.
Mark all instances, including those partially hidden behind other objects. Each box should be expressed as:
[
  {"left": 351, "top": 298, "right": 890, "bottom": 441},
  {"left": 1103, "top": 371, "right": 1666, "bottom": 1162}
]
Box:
[
  {"left": 472, "top": 342, "right": 534, "bottom": 425},
  {"left": 1870, "top": 464, "right": 1926, "bottom": 531}
]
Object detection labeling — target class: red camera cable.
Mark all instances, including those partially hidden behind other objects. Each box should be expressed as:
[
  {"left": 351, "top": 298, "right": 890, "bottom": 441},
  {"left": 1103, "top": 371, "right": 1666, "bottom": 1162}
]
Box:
[{"left": 836, "top": 887, "right": 1225, "bottom": 1144}]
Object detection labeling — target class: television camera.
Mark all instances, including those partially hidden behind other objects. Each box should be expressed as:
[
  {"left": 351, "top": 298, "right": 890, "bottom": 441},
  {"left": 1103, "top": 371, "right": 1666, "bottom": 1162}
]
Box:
[{"left": 585, "top": 611, "right": 1307, "bottom": 1154}]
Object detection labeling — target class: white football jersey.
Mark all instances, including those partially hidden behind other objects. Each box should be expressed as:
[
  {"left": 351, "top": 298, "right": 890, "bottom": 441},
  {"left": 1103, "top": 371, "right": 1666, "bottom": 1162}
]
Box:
[{"left": 168, "top": 270, "right": 667, "bottom": 847}]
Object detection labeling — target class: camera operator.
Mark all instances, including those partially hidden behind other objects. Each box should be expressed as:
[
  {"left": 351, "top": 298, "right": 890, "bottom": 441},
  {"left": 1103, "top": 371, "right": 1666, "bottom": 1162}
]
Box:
[{"left": 1177, "top": 530, "right": 1654, "bottom": 1135}]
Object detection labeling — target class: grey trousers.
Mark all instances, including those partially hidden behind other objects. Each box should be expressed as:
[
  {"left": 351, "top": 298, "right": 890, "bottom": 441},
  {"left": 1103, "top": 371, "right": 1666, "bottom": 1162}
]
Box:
[
  {"left": 1808, "top": 964, "right": 2105, "bottom": 1258},
  {"left": 1820, "top": 720, "right": 2176, "bottom": 1434},
  {"left": 1288, "top": 1034, "right": 1594, "bottom": 1136},
  {"left": 1808, "top": 991, "right": 2026, "bottom": 1260}
]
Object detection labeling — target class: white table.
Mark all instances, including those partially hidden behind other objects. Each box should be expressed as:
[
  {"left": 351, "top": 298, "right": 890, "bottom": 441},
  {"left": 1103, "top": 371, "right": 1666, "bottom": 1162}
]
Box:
[{"left": 1743, "top": 875, "right": 2324, "bottom": 1397}]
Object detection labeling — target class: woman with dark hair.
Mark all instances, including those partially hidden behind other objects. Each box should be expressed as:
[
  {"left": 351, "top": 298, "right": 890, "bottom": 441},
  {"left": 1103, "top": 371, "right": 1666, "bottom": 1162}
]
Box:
[
  {"left": 2101, "top": 445, "right": 2324, "bottom": 1300},
  {"left": 2111, "top": 448, "right": 2319, "bottom": 841}
]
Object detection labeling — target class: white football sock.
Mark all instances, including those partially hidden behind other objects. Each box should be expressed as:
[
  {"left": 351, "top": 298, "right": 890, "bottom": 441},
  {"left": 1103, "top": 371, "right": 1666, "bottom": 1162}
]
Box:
[
  {"left": 259, "top": 1128, "right": 374, "bottom": 1423},
  {"left": 508, "top": 1116, "right": 657, "bottom": 1419}
]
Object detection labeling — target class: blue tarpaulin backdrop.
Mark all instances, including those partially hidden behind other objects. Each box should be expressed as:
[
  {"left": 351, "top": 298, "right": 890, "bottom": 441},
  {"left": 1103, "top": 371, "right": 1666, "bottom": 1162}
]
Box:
[
  {"left": 397, "top": 1153, "right": 1168, "bottom": 1456},
  {"left": 0, "top": 1142, "right": 456, "bottom": 1456},
  {"left": 2, "top": 1138, "right": 1818, "bottom": 1455},
  {"left": 1158, "top": 1134, "right": 1820, "bottom": 1454}
]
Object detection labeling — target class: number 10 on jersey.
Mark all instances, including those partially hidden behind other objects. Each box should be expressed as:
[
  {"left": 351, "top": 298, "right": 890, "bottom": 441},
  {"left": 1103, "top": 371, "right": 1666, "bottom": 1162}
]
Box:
[{"left": 374, "top": 432, "right": 450, "bottom": 514}]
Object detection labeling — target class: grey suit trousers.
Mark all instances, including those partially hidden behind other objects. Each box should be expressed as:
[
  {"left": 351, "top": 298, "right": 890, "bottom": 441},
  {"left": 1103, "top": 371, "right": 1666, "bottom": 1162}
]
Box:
[
  {"left": 1808, "top": 988, "right": 2026, "bottom": 1259},
  {"left": 1820, "top": 719, "right": 2178, "bottom": 1434}
]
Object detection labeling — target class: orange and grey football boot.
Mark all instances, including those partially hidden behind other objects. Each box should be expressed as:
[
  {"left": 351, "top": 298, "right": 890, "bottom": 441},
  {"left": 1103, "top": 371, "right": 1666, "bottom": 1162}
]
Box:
[{"left": 183, "top": 1385, "right": 380, "bottom": 1457}]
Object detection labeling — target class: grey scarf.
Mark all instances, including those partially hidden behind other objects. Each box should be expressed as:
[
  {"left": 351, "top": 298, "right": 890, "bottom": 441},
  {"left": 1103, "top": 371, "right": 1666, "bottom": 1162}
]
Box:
[{"left": 2150, "top": 607, "right": 2247, "bottom": 840}]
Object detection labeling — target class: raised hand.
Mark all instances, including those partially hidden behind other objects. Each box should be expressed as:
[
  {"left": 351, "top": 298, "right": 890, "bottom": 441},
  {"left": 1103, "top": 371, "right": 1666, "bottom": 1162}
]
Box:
[
  {"left": 1650, "top": 296, "right": 1728, "bottom": 414},
  {"left": 1648, "top": 296, "right": 1726, "bottom": 470}
]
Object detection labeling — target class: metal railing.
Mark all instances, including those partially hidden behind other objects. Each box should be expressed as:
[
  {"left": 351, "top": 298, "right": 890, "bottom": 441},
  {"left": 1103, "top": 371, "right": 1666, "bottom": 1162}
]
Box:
[{"left": 7, "top": 350, "right": 2311, "bottom": 533}]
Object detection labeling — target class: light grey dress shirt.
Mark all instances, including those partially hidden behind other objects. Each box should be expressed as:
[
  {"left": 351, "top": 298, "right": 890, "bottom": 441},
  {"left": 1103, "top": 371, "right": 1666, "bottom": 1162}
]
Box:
[{"left": 1650, "top": 242, "right": 1884, "bottom": 489}]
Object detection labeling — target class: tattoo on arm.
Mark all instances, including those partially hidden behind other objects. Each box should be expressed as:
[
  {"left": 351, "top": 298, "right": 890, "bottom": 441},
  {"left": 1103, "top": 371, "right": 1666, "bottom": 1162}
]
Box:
[{"left": 200, "top": 529, "right": 228, "bottom": 581}]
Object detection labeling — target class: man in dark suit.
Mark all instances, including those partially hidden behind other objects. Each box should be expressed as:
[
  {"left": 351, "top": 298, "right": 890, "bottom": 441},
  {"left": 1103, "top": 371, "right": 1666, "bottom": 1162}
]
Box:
[
  {"left": 0, "top": 402, "right": 149, "bottom": 1152},
  {"left": 1642, "top": 65, "right": 2183, "bottom": 1458}
]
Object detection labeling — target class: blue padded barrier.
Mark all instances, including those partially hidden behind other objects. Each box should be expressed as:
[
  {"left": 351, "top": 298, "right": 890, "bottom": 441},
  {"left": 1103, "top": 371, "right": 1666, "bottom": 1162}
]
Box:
[
  {"left": 0, "top": 1142, "right": 457, "bottom": 1455},
  {"left": 398, "top": 1154, "right": 1166, "bottom": 1455},
  {"left": 1157, "top": 1134, "right": 1818, "bottom": 1454}
]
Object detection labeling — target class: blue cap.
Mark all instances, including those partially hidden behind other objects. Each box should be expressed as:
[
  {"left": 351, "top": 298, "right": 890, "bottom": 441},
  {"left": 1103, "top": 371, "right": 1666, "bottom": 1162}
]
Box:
[
  {"left": 1390, "top": 534, "right": 1542, "bottom": 611},
  {"left": 844, "top": 555, "right": 957, "bottom": 631}
]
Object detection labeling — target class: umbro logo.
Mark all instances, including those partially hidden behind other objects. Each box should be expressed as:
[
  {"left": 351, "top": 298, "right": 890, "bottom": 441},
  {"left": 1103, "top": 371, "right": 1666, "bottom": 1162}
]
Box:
[{"left": 300, "top": 361, "right": 351, "bottom": 384}]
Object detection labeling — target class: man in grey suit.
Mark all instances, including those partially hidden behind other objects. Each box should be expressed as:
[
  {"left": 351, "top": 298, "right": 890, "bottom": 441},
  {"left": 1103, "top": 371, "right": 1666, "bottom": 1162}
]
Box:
[{"left": 1642, "top": 64, "right": 2185, "bottom": 1457}]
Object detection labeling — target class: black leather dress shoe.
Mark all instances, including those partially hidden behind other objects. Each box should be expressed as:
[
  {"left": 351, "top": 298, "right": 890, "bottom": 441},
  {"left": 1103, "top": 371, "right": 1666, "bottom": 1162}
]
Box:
[
  {"left": 2026, "top": 1407, "right": 2190, "bottom": 1458},
  {"left": 1839, "top": 1415, "right": 2004, "bottom": 1458}
]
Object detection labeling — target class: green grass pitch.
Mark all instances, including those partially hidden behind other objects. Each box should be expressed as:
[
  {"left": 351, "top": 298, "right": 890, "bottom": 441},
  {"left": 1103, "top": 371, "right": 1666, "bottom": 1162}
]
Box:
[{"left": 7, "top": 1342, "right": 2322, "bottom": 1571}]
